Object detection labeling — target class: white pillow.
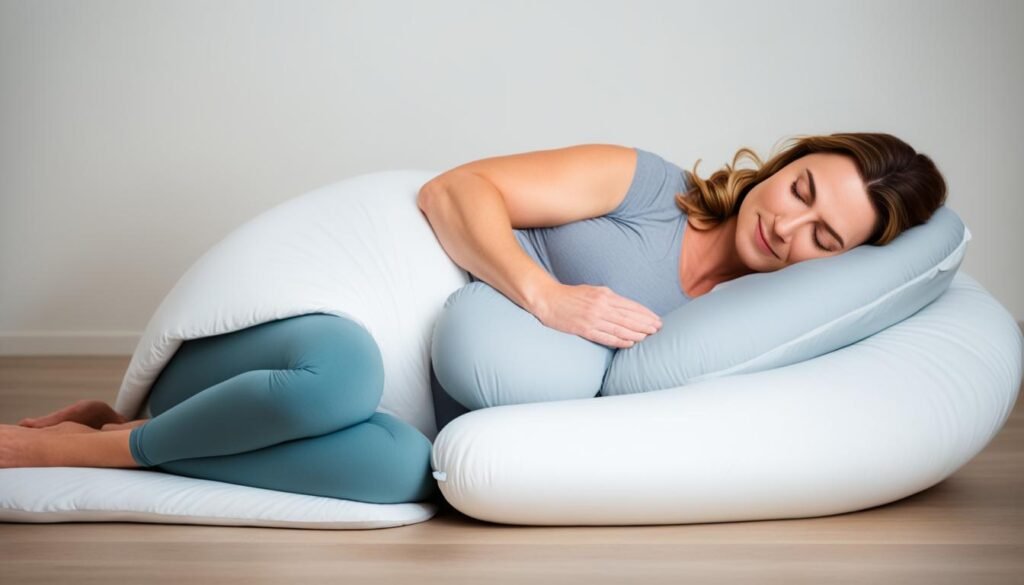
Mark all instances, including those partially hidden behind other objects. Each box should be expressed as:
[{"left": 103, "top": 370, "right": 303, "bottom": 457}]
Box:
[
  {"left": 430, "top": 272, "right": 1023, "bottom": 525},
  {"left": 0, "top": 468, "right": 436, "bottom": 529},
  {"left": 1, "top": 169, "right": 457, "bottom": 528}
]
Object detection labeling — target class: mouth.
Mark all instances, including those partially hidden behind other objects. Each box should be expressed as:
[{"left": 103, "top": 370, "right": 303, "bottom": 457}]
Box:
[{"left": 756, "top": 216, "right": 776, "bottom": 258}]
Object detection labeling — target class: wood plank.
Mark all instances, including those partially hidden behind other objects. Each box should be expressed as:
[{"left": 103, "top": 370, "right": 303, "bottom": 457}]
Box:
[{"left": 1, "top": 355, "right": 1022, "bottom": 582}]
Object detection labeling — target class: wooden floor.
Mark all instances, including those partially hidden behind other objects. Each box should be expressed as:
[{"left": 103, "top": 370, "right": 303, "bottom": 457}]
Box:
[{"left": 1, "top": 355, "right": 1022, "bottom": 584}]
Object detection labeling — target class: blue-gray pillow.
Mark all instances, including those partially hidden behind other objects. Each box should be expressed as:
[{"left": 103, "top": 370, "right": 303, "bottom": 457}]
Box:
[
  {"left": 600, "top": 205, "right": 971, "bottom": 396},
  {"left": 431, "top": 282, "right": 615, "bottom": 412}
]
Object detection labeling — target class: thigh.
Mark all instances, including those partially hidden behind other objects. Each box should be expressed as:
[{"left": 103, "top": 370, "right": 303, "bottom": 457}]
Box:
[
  {"left": 430, "top": 281, "right": 614, "bottom": 412},
  {"left": 148, "top": 313, "right": 380, "bottom": 416}
]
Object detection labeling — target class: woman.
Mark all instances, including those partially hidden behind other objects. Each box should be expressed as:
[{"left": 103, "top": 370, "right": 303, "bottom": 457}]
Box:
[
  {"left": 419, "top": 131, "right": 946, "bottom": 350},
  {"left": 1, "top": 132, "right": 947, "bottom": 504}
]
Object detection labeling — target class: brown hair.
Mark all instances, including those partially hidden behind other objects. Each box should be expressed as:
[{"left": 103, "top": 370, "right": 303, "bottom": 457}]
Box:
[{"left": 674, "top": 132, "right": 948, "bottom": 246}]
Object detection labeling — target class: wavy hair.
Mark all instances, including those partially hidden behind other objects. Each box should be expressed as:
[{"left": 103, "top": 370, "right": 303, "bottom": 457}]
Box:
[{"left": 674, "top": 132, "right": 948, "bottom": 246}]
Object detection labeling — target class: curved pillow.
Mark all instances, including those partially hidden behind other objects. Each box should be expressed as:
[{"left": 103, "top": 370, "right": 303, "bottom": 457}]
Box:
[
  {"left": 112, "top": 168, "right": 466, "bottom": 441},
  {"left": 430, "top": 271, "right": 1023, "bottom": 526},
  {"left": 601, "top": 205, "right": 972, "bottom": 396},
  {"left": 1, "top": 169, "right": 458, "bottom": 529}
]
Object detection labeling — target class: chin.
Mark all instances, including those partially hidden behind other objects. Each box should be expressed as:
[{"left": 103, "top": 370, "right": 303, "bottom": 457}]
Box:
[
  {"left": 748, "top": 254, "right": 774, "bottom": 273},
  {"left": 734, "top": 240, "right": 764, "bottom": 274}
]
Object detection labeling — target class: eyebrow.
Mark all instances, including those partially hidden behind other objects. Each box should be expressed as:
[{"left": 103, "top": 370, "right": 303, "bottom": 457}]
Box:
[{"left": 805, "top": 169, "right": 846, "bottom": 249}]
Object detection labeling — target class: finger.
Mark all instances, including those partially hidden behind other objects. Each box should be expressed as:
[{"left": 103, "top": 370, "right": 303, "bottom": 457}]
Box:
[
  {"left": 598, "top": 333, "right": 634, "bottom": 348},
  {"left": 623, "top": 312, "right": 660, "bottom": 334},
  {"left": 597, "top": 319, "right": 647, "bottom": 343},
  {"left": 608, "top": 296, "right": 662, "bottom": 326},
  {"left": 603, "top": 308, "right": 659, "bottom": 335},
  {"left": 20, "top": 416, "right": 52, "bottom": 427},
  {"left": 608, "top": 304, "right": 661, "bottom": 331},
  {"left": 590, "top": 330, "right": 635, "bottom": 349}
]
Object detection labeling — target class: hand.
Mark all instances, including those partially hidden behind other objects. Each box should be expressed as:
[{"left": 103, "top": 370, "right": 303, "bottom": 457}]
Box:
[{"left": 532, "top": 283, "right": 663, "bottom": 349}]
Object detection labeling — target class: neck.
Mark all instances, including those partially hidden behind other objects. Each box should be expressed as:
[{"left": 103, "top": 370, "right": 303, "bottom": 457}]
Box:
[{"left": 681, "top": 215, "right": 753, "bottom": 295}]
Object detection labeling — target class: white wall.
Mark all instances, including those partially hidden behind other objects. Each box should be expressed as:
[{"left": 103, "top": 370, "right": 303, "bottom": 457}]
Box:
[{"left": 1, "top": 0, "right": 1021, "bottom": 355}]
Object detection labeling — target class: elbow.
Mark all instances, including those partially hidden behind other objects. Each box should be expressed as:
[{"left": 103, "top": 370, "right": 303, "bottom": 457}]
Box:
[{"left": 417, "top": 180, "right": 443, "bottom": 211}]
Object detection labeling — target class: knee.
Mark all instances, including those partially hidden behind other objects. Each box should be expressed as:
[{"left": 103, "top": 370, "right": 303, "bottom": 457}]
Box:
[
  {"left": 430, "top": 282, "right": 613, "bottom": 411},
  {"left": 279, "top": 314, "right": 386, "bottom": 429}
]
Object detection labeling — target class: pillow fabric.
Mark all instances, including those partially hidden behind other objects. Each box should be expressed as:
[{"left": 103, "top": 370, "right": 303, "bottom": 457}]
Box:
[
  {"left": 0, "top": 468, "right": 437, "bottom": 529},
  {"left": 601, "top": 205, "right": 971, "bottom": 396},
  {"left": 113, "top": 168, "right": 464, "bottom": 441},
  {"left": 431, "top": 281, "right": 614, "bottom": 413},
  {"left": 2, "top": 168, "right": 455, "bottom": 529},
  {"left": 430, "top": 271, "right": 1023, "bottom": 526},
  {"left": 431, "top": 205, "right": 971, "bottom": 410}
]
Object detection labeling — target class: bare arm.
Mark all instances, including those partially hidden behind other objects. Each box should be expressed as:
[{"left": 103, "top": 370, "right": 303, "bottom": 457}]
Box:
[
  {"left": 417, "top": 144, "right": 662, "bottom": 349},
  {"left": 418, "top": 172, "right": 559, "bottom": 315}
]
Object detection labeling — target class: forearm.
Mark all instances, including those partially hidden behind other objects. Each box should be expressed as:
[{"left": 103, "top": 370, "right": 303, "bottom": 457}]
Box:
[{"left": 419, "top": 174, "right": 559, "bottom": 314}]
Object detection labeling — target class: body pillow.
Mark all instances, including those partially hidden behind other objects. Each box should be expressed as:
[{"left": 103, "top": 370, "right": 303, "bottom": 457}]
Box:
[
  {"left": 602, "top": 205, "right": 970, "bottom": 395},
  {"left": 1, "top": 169, "right": 458, "bottom": 529},
  {"left": 430, "top": 206, "right": 970, "bottom": 411},
  {"left": 430, "top": 272, "right": 1023, "bottom": 526}
]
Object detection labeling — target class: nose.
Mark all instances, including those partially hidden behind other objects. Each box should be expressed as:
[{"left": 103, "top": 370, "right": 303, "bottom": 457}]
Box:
[{"left": 773, "top": 209, "right": 816, "bottom": 243}]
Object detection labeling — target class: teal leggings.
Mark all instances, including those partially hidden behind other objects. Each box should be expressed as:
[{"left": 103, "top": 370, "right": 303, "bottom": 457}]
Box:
[{"left": 127, "top": 313, "right": 437, "bottom": 504}]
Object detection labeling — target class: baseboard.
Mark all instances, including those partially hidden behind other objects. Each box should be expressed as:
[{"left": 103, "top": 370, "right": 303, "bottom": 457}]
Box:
[{"left": 0, "top": 331, "right": 139, "bottom": 356}]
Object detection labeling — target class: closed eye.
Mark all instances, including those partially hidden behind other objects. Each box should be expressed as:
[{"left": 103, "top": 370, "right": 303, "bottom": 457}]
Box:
[{"left": 790, "top": 180, "right": 835, "bottom": 252}]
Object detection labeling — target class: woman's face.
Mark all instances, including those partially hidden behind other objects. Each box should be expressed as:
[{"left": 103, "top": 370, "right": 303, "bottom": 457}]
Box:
[{"left": 736, "top": 152, "right": 878, "bottom": 272}]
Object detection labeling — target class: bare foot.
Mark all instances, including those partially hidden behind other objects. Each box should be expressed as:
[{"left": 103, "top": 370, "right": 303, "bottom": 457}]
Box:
[
  {"left": 0, "top": 425, "right": 58, "bottom": 467},
  {"left": 17, "top": 399, "right": 127, "bottom": 430},
  {"left": 0, "top": 423, "right": 139, "bottom": 469},
  {"left": 11, "top": 421, "right": 101, "bottom": 435}
]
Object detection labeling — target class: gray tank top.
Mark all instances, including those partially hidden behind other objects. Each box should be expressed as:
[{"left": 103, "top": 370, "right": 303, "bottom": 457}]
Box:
[{"left": 472, "top": 147, "right": 693, "bottom": 317}]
